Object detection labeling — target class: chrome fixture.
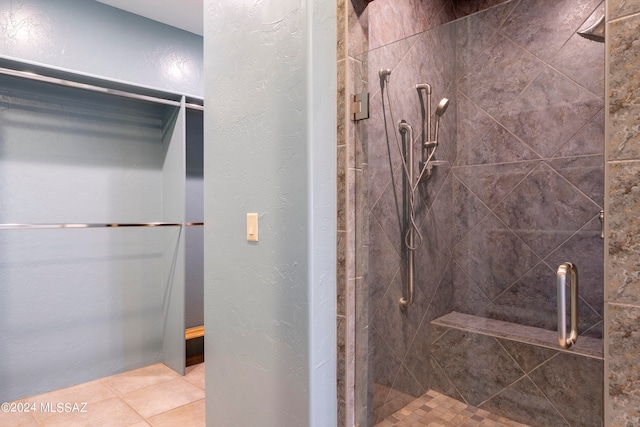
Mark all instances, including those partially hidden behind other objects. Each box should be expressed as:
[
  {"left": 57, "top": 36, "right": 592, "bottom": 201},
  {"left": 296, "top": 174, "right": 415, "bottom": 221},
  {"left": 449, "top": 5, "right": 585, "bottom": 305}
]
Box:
[
  {"left": 380, "top": 70, "right": 450, "bottom": 309},
  {"left": 351, "top": 89, "right": 370, "bottom": 121},
  {"left": 577, "top": 14, "right": 605, "bottom": 43},
  {"left": 399, "top": 120, "right": 416, "bottom": 308},
  {"left": 416, "top": 83, "right": 449, "bottom": 182},
  {"left": 557, "top": 262, "right": 579, "bottom": 349},
  {"left": 416, "top": 84, "right": 432, "bottom": 178},
  {"left": 433, "top": 97, "right": 450, "bottom": 145},
  {"left": 599, "top": 209, "right": 605, "bottom": 239},
  {"left": 379, "top": 68, "right": 392, "bottom": 84}
]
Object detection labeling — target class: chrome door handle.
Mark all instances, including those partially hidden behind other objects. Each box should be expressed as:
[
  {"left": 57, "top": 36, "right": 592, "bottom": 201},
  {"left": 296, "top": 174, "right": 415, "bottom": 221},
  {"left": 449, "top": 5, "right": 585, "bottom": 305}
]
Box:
[{"left": 557, "top": 262, "right": 578, "bottom": 349}]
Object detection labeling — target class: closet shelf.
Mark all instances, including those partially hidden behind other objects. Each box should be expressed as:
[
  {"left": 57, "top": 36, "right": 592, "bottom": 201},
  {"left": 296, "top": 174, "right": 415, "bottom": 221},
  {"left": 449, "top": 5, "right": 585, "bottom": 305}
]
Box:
[
  {"left": 0, "top": 63, "right": 203, "bottom": 111},
  {"left": 0, "top": 222, "right": 184, "bottom": 230}
]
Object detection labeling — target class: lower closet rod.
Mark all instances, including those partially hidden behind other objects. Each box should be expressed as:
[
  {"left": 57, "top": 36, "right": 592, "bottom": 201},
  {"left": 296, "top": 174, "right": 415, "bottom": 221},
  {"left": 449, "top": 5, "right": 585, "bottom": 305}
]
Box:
[{"left": 0, "top": 222, "right": 182, "bottom": 230}]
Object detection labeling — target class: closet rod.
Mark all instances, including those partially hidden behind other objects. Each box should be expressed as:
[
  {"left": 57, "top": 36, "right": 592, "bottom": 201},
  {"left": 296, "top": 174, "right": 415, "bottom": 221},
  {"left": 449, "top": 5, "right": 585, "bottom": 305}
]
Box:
[
  {"left": 0, "top": 67, "right": 204, "bottom": 111},
  {"left": 0, "top": 222, "right": 182, "bottom": 230},
  {"left": 185, "top": 222, "right": 204, "bottom": 226}
]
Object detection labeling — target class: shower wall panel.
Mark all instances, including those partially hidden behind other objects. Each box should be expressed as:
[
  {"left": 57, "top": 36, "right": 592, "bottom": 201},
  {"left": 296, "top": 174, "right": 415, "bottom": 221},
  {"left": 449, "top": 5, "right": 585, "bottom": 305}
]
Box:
[
  {"left": 363, "top": 23, "right": 457, "bottom": 423},
  {"left": 352, "top": 0, "right": 607, "bottom": 425},
  {"left": 452, "top": 0, "right": 605, "bottom": 337}
]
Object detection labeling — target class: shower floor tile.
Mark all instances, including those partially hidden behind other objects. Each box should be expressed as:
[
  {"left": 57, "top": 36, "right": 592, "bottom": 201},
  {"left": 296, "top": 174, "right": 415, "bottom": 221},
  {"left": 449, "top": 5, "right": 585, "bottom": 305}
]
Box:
[
  {"left": 375, "top": 390, "right": 531, "bottom": 427},
  {"left": 4, "top": 364, "right": 529, "bottom": 427}
]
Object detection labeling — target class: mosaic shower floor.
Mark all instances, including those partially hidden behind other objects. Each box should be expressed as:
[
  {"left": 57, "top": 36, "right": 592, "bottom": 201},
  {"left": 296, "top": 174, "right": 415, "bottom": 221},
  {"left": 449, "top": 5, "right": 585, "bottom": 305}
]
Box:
[{"left": 376, "top": 390, "right": 531, "bottom": 427}]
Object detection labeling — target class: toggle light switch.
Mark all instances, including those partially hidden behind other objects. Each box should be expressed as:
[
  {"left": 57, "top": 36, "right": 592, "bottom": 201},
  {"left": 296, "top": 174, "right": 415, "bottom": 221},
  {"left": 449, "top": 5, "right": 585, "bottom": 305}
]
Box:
[{"left": 247, "top": 213, "right": 258, "bottom": 242}]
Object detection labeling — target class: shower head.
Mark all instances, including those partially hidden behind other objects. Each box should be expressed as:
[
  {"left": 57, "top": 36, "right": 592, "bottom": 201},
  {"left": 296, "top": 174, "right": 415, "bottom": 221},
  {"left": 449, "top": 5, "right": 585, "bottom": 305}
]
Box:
[
  {"left": 577, "top": 14, "right": 605, "bottom": 43},
  {"left": 433, "top": 98, "right": 449, "bottom": 144},
  {"left": 379, "top": 69, "right": 391, "bottom": 83},
  {"left": 435, "top": 98, "right": 449, "bottom": 116}
]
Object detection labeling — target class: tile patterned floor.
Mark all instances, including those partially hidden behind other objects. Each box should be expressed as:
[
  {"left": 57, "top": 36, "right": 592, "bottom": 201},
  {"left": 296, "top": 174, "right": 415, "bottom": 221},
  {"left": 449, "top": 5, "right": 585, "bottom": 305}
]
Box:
[
  {"left": 375, "top": 390, "right": 531, "bottom": 427},
  {"left": 2, "top": 364, "right": 530, "bottom": 427},
  {"left": 0, "top": 363, "right": 205, "bottom": 427}
]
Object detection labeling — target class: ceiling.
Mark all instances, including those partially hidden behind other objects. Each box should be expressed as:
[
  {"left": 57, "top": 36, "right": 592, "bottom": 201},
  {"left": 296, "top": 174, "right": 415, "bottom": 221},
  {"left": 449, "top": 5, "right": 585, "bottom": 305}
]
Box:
[{"left": 95, "top": 0, "right": 203, "bottom": 36}]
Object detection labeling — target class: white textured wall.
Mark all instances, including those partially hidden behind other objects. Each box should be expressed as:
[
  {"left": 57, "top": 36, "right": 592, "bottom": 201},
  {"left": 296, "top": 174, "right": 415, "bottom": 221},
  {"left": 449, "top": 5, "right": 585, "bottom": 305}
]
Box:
[
  {"left": 203, "top": 0, "right": 336, "bottom": 425},
  {"left": 0, "top": 0, "right": 203, "bottom": 96}
]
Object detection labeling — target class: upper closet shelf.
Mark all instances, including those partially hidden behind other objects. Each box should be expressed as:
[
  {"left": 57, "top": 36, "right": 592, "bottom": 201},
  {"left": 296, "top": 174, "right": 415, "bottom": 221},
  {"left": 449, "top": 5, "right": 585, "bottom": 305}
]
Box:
[
  {"left": 0, "top": 56, "right": 203, "bottom": 111},
  {"left": 0, "top": 222, "right": 204, "bottom": 230}
]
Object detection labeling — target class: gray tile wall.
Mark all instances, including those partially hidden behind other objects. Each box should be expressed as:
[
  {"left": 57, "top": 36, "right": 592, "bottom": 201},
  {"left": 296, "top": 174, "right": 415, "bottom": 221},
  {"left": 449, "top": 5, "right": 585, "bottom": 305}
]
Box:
[
  {"left": 453, "top": 0, "right": 605, "bottom": 339},
  {"left": 430, "top": 322, "right": 603, "bottom": 427},
  {"left": 363, "top": 22, "right": 457, "bottom": 424},
  {"left": 342, "top": 0, "right": 610, "bottom": 425},
  {"left": 359, "top": 2, "right": 507, "bottom": 424},
  {"left": 605, "top": 1, "right": 640, "bottom": 425}
]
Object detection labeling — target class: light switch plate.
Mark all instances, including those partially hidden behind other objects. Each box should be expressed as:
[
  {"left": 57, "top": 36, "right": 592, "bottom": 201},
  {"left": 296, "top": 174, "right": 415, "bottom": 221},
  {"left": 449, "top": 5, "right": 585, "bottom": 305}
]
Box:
[{"left": 247, "top": 213, "right": 258, "bottom": 242}]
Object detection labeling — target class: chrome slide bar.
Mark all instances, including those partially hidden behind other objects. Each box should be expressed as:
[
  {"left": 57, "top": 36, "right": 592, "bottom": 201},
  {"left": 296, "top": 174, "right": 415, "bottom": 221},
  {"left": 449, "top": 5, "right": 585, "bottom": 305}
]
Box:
[
  {"left": 0, "top": 222, "right": 182, "bottom": 230},
  {"left": 399, "top": 120, "right": 415, "bottom": 309},
  {"left": 0, "top": 66, "right": 204, "bottom": 111},
  {"left": 557, "top": 262, "right": 579, "bottom": 349}
]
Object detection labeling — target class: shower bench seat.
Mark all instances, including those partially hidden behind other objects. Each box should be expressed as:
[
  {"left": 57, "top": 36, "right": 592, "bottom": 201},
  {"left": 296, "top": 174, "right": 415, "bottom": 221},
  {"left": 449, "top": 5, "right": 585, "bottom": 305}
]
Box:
[{"left": 429, "top": 312, "right": 603, "bottom": 427}]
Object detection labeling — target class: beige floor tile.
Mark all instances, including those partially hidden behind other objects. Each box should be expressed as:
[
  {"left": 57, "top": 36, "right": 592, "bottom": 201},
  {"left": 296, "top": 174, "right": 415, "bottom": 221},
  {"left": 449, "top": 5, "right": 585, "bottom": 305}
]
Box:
[
  {"left": 0, "top": 408, "right": 38, "bottom": 427},
  {"left": 124, "top": 422, "right": 151, "bottom": 427},
  {"left": 22, "top": 379, "right": 116, "bottom": 421},
  {"left": 184, "top": 363, "right": 205, "bottom": 390},
  {"left": 121, "top": 377, "right": 205, "bottom": 419},
  {"left": 147, "top": 398, "right": 205, "bottom": 427},
  {"left": 38, "top": 397, "right": 143, "bottom": 427},
  {"left": 101, "top": 364, "right": 180, "bottom": 396}
]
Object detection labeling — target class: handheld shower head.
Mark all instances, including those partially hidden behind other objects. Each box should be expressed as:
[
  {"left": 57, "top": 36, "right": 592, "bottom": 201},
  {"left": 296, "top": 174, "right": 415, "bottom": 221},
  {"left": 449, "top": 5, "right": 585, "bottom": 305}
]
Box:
[
  {"left": 435, "top": 98, "right": 449, "bottom": 116},
  {"left": 433, "top": 97, "right": 449, "bottom": 144},
  {"left": 379, "top": 69, "right": 392, "bottom": 84}
]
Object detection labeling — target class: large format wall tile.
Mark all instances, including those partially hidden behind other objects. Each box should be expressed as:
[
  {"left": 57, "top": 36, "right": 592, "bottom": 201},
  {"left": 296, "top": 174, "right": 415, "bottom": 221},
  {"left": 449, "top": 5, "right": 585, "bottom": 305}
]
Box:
[
  {"left": 429, "top": 317, "right": 605, "bottom": 427},
  {"left": 456, "top": 93, "right": 496, "bottom": 163},
  {"left": 453, "top": 0, "right": 512, "bottom": 19},
  {"left": 529, "top": 353, "right": 603, "bottom": 427},
  {"left": 367, "top": 0, "right": 454, "bottom": 51},
  {"left": 452, "top": 177, "right": 491, "bottom": 245},
  {"left": 430, "top": 328, "right": 525, "bottom": 406},
  {"left": 551, "top": 4, "right": 605, "bottom": 98},
  {"left": 457, "top": 123, "right": 540, "bottom": 166},
  {"left": 547, "top": 155, "right": 604, "bottom": 207},
  {"left": 499, "top": 0, "right": 601, "bottom": 61},
  {"left": 483, "top": 261, "right": 602, "bottom": 333},
  {"left": 545, "top": 216, "right": 604, "bottom": 317},
  {"left": 452, "top": 262, "right": 492, "bottom": 314},
  {"left": 609, "top": 13, "right": 640, "bottom": 160},
  {"left": 555, "top": 108, "right": 605, "bottom": 157},
  {"left": 608, "top": 303, "right": 640, "bottom": 427},
  {"left": 607, "top": 161, "right": 640, "bottom": 303},
  {"left": 479, "top": 376, "right": 569, "bottom": 427},
  {"left": 454, "top": 161, "right": 539, "bottom": 209},
  {"left": 454, "top": 212, "right": 540, "bottom": 299},
  {"left": 458, "top": 34, "right": 545, "bottom": 117},
  {"left": 497, "top": 66, "right": 603, "bottom": 159},
  {"left": 496, "top": 339, "right": 557, "bottom": 374},
  {"left": 493, "top": 162, "right": 601, "bottom": 259}
]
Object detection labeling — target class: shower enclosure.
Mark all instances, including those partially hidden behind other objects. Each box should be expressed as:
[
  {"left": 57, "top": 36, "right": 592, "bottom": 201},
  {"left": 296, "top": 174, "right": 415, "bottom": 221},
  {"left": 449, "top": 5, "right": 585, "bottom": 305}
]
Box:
[{"left": 350, "top": 1, "right": 605, "bottom": 426}]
